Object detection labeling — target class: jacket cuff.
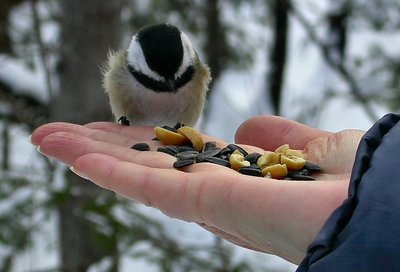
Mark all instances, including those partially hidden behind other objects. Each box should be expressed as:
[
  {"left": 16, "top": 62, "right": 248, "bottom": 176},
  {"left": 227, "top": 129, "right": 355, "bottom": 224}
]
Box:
[{"left": 297, "top": 113, "right": 400, "bottom": 272}]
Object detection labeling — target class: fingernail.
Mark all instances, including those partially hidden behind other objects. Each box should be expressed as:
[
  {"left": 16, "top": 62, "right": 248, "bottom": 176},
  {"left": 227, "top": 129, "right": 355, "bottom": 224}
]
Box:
[
  {"left": 28, "top": 135, "right": 33, "bottom": 144},
  {"left": 70, "top": 167, "right": 90, "bottom": 180}
]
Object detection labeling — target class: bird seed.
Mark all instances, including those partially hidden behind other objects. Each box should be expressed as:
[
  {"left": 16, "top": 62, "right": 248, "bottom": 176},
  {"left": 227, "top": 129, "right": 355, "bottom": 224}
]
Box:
[
  {"left": 157, "top": 146, "right": 178, "bottom": 156},
  {"left": 150, "top": 123, "right": 322, "bottom": 180},
  {"left": 244, "top": 152, "right": 262, "bottom": 165},
  {"left": 173, "top": 158, "right": 196, "bottom": 168},
  {"left": 202, "top": 156, "right": 231, "bottom": 168},
  {"left": 196, "top": 148, "right": 221, "bottom": 163},
  {"left": 176, "top": 150, "right": 199, "bottom": 161},
  {"left": 154, "top": 126, "right": 189, "bottom": 146},
  {"left": 238, "top": 166, "right": 263, "bottom": 177},
  {"left": 131, "top": 142, "right": 150, "bottom": 151},
  {"left": 226, "top": 144, "right": 249, "bottom": 157},
  {"left": 303, "top": 161, "right": 323, "bottom": 172},
  {"left": 177, "top": 126, "right": 204, "bottom": 152}
]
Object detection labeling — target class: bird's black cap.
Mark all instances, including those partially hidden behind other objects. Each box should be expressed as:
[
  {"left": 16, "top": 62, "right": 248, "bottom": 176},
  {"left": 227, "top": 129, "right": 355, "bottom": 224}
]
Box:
[
  {"left": 137, "top": 23, "right": 183, "bottom": 79},
  {"left": 128, "top": 23, "right": 195, "bottom": 93}
]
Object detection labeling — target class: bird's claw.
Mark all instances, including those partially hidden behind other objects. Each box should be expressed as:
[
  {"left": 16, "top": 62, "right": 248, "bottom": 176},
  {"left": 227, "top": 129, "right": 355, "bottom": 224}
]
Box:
[{"left": 118, "top": 116, "right": 130, "bottom": 126}]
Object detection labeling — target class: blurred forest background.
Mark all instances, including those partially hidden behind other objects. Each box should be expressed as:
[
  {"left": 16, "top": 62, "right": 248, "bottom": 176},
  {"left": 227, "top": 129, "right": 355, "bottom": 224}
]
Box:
[{"left": 0, "top": 0, "right": 399, "bottom": 271}]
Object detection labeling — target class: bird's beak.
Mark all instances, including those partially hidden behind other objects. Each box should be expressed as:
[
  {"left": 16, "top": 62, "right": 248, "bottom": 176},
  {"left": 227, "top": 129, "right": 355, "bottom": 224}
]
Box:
[{"left": 165, "top": 78, "right": 176, "bottom": 92}]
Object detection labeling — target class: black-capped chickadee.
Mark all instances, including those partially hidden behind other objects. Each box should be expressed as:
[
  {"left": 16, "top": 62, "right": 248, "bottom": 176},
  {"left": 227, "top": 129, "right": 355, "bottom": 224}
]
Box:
[{"left": 102, "top": 23, "right": 211, "bottom": 127}]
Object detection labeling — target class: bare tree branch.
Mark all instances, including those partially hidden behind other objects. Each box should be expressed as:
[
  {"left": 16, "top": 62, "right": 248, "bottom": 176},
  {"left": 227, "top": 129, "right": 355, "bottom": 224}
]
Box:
[
  {"left": 200, "top": 0, "right": 225, "bottom": 130},
  {"left": 290, "top": 3, "right": 379, "bottom": 122},
  {"left": 0, "top": 0, "right": 26, "bottom": 54},
  {"left": 1, "top": 122, "right": 10, "bottom": 170},
  {"left": 0, "top": 78, "right": 49, "bottom": 129},
  {"left": 266, "top": 0, "right": 290, "bottom": 115},
  {"left": 29, "top": 0, "right": 54, "bottom": 99}
]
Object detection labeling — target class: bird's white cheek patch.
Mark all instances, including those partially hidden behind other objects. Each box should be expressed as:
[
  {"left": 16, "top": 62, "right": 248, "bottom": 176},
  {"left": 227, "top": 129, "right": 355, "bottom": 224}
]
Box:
[
  {"left": 175, "top": 32, "right": 196, "bottom": 79},
  {"left": 127, "top": 36, "right": 163, "bottom": 81}
]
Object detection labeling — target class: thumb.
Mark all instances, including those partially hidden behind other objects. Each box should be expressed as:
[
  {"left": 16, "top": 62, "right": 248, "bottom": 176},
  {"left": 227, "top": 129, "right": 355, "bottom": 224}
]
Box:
[
  {"left": 235, "top": 115, "right": 330, "bottom": 151},
  {"left": 304, "top": 129, "right": 365, "bottom": 174}
]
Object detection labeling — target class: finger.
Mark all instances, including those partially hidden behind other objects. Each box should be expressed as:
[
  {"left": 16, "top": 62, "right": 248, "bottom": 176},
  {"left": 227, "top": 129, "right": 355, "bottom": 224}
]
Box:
[
  {"left": 71, "top": 153, "right": 266, "bottom": 225},
  {"left": 39, "top": 132, "right": 175, "bottom": 168},
  {"left": 32, "top": 122, "right": 158, "bottom": 149},
  {"left": 71, "top": 153, "right": 220, "bottom": 223},
  {"left": 32, "top": 122, "right": 86, "bottom": 146},
  {"left": 304, "top": 129, "right": 365, "bottom": 174},
  {"left": 86, "top": 122, "right": 228, "bottom": 147},
  {"left": 179, "top": 162, "right": 236, "bottom": 174},
  {"left": 85, "top": 122, "right": 155, "bottom": 140},
  {"left": 235, "top": 115, "right": 331, "bottom": 150}
]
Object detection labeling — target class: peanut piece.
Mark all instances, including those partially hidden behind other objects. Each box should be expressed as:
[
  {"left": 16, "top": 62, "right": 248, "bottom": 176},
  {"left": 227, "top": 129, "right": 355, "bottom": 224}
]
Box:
[
  {"left": 261, "top": 164, "right": 288, "bottom": 179},
  {"left": 280, "top": 154, "right": 306, "bottom": 171},
  {"left": 154, "top": 127, "right": 188, "bottom": 146},
  {"left": 282, "top": 148, "right": 305, "bottom": 159},
  {"left": 257, "top": 151, "right": 280, "bottom": 169},
  {"left": 229, "top": 150, "right": 251, "bottom": 171},
  {"left": 274, "top": 144, "right": 290, "bottom": 154},
  {"left": 177, "top": 126, "right": 204, "bottom": 152}
]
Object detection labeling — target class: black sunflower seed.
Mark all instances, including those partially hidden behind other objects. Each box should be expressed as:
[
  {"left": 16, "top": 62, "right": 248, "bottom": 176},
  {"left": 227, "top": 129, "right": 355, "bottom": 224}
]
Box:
[
  {"left": 287, "top": 171, "right": 301, "bottom": 178},
  {"left": 202, "top": 156, "right": 231, "bottom": 168},
  {"left": 226, "top": 144, "right": 248, "bottom": 156},
  {"left": 173, "top": 122, "right": 184, "bottom": 130},
  {"left": 217, "top": 147, "right": 232, "bottom": 157},
  {"left": 300, "top": 168, "right": 310, "bottom": 176},
  {"left": 238, "top": 166, "right": 262, "bottom": 177},
  {"left": 203, "top": 141, "right": 218, "bottom": 152},
  {"left": 244, "top": 152, "right": 262, "bottom": 164},
  {"left": 196, "top": 149, "right": 221, "bottom": 163},
  {"left": 157, "top": 147, "right": 177, "bottom": 157},
  {"left": 131, "top": 142, "right": 150, "bottom": 151},
  {"left": 165, "top": 145, "right": 179, "bottom": 155},
  {"left": 220, "top": 154, "right": 230, "bottom": 161},
  {"left": 173, "top": 158, "right": 195, "bottom": 168},
  {"left": 178, "top": 146, "right": 197, "bottom": 153},
  {"left": 303, "top": 161, "right": 323, "bottom": 172},
  {"left": 286, "top": 174, "right": 316, "bottom": 181},
  {"left": 162, "top": 125, "right": 178, "bottom": 133},
  {"left": 176, "top": 150, "right": 199, "bottom": 160}
]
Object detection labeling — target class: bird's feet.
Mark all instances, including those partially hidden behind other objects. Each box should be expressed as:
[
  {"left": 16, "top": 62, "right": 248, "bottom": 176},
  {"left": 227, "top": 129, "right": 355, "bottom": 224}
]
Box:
[{"left": 118, "top": 116, "right": 130, "bottom": 126}]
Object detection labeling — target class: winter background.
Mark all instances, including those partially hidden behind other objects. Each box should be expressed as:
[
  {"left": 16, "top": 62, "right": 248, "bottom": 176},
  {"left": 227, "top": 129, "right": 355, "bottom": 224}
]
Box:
[{"left": 0, "top": 0, "right": 398, "bottom": 271}]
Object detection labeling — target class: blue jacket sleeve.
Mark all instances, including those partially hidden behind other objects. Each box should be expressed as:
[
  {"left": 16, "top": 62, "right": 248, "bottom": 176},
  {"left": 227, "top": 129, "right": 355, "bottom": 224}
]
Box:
[{"left": 297, "top": 113, "right": 400, "bottom": 272}]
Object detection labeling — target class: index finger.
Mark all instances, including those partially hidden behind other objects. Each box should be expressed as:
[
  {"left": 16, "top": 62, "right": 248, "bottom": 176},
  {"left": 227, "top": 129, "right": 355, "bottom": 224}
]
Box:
[
  {"left": 71, "top": 153, "right": 239, "bottom": 223},
  {"left": 85, "top": 122, "right": 155, "bottom": 140}
]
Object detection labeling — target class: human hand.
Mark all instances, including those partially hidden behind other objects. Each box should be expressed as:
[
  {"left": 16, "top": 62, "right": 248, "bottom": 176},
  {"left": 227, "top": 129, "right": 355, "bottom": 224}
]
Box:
[
  {"left": 31, "top": 115, "right": 364, "bottom": 264},
  {"left": 236, "top": 115, "right": 365, "bottom": 180}
]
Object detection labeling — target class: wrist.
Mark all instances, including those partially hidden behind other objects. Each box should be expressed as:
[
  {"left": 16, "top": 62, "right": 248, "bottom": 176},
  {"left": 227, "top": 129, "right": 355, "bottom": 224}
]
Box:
[{"left": 253, "top": 179, "right": 349, "bottom": 264}]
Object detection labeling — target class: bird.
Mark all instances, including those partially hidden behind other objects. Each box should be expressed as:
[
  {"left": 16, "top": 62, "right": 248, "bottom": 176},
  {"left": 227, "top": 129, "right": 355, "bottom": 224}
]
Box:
[{"left": 102, "top": 23, "right": 211, "bottom": 127}]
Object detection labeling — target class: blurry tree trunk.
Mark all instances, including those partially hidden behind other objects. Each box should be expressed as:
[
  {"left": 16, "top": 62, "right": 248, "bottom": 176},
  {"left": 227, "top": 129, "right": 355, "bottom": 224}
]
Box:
[
  {"left": 204, "top": 0, "right": 224, "bottom": 87},
  {"left": 53, "top": 0, "right": 122, "bottom": 270},
  {"left": 201, "top": 0, "right": 226, "bottom": 127},
  {"left": 1, "top": 122, "right": 9, "bottom": 170},
  {"left": 266, "top": 0, "right": 290, "bottom": 115},
  {"left": 326, "top": 1, "right": 351, "bottom": 65},
  {"left": 0, "top": 0, "right": 25, "bottom": 54}
]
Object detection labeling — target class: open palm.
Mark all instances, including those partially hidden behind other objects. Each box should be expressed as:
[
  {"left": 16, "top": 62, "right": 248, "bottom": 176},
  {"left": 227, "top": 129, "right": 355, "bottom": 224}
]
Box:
[{"left": 31, "top": 115, "right": 364, "bottom": 264}]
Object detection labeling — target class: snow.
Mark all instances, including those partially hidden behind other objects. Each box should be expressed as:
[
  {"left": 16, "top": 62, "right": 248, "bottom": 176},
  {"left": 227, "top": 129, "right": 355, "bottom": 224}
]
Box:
[{"left": 0, "top": 55, "right": 48, "bottom": 102}]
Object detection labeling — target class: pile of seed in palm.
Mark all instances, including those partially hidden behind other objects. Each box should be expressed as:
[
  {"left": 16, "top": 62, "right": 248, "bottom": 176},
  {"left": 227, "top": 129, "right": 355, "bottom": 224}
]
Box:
[{"left": 131, "top": 124, "right": 322, "bottom": 180}]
